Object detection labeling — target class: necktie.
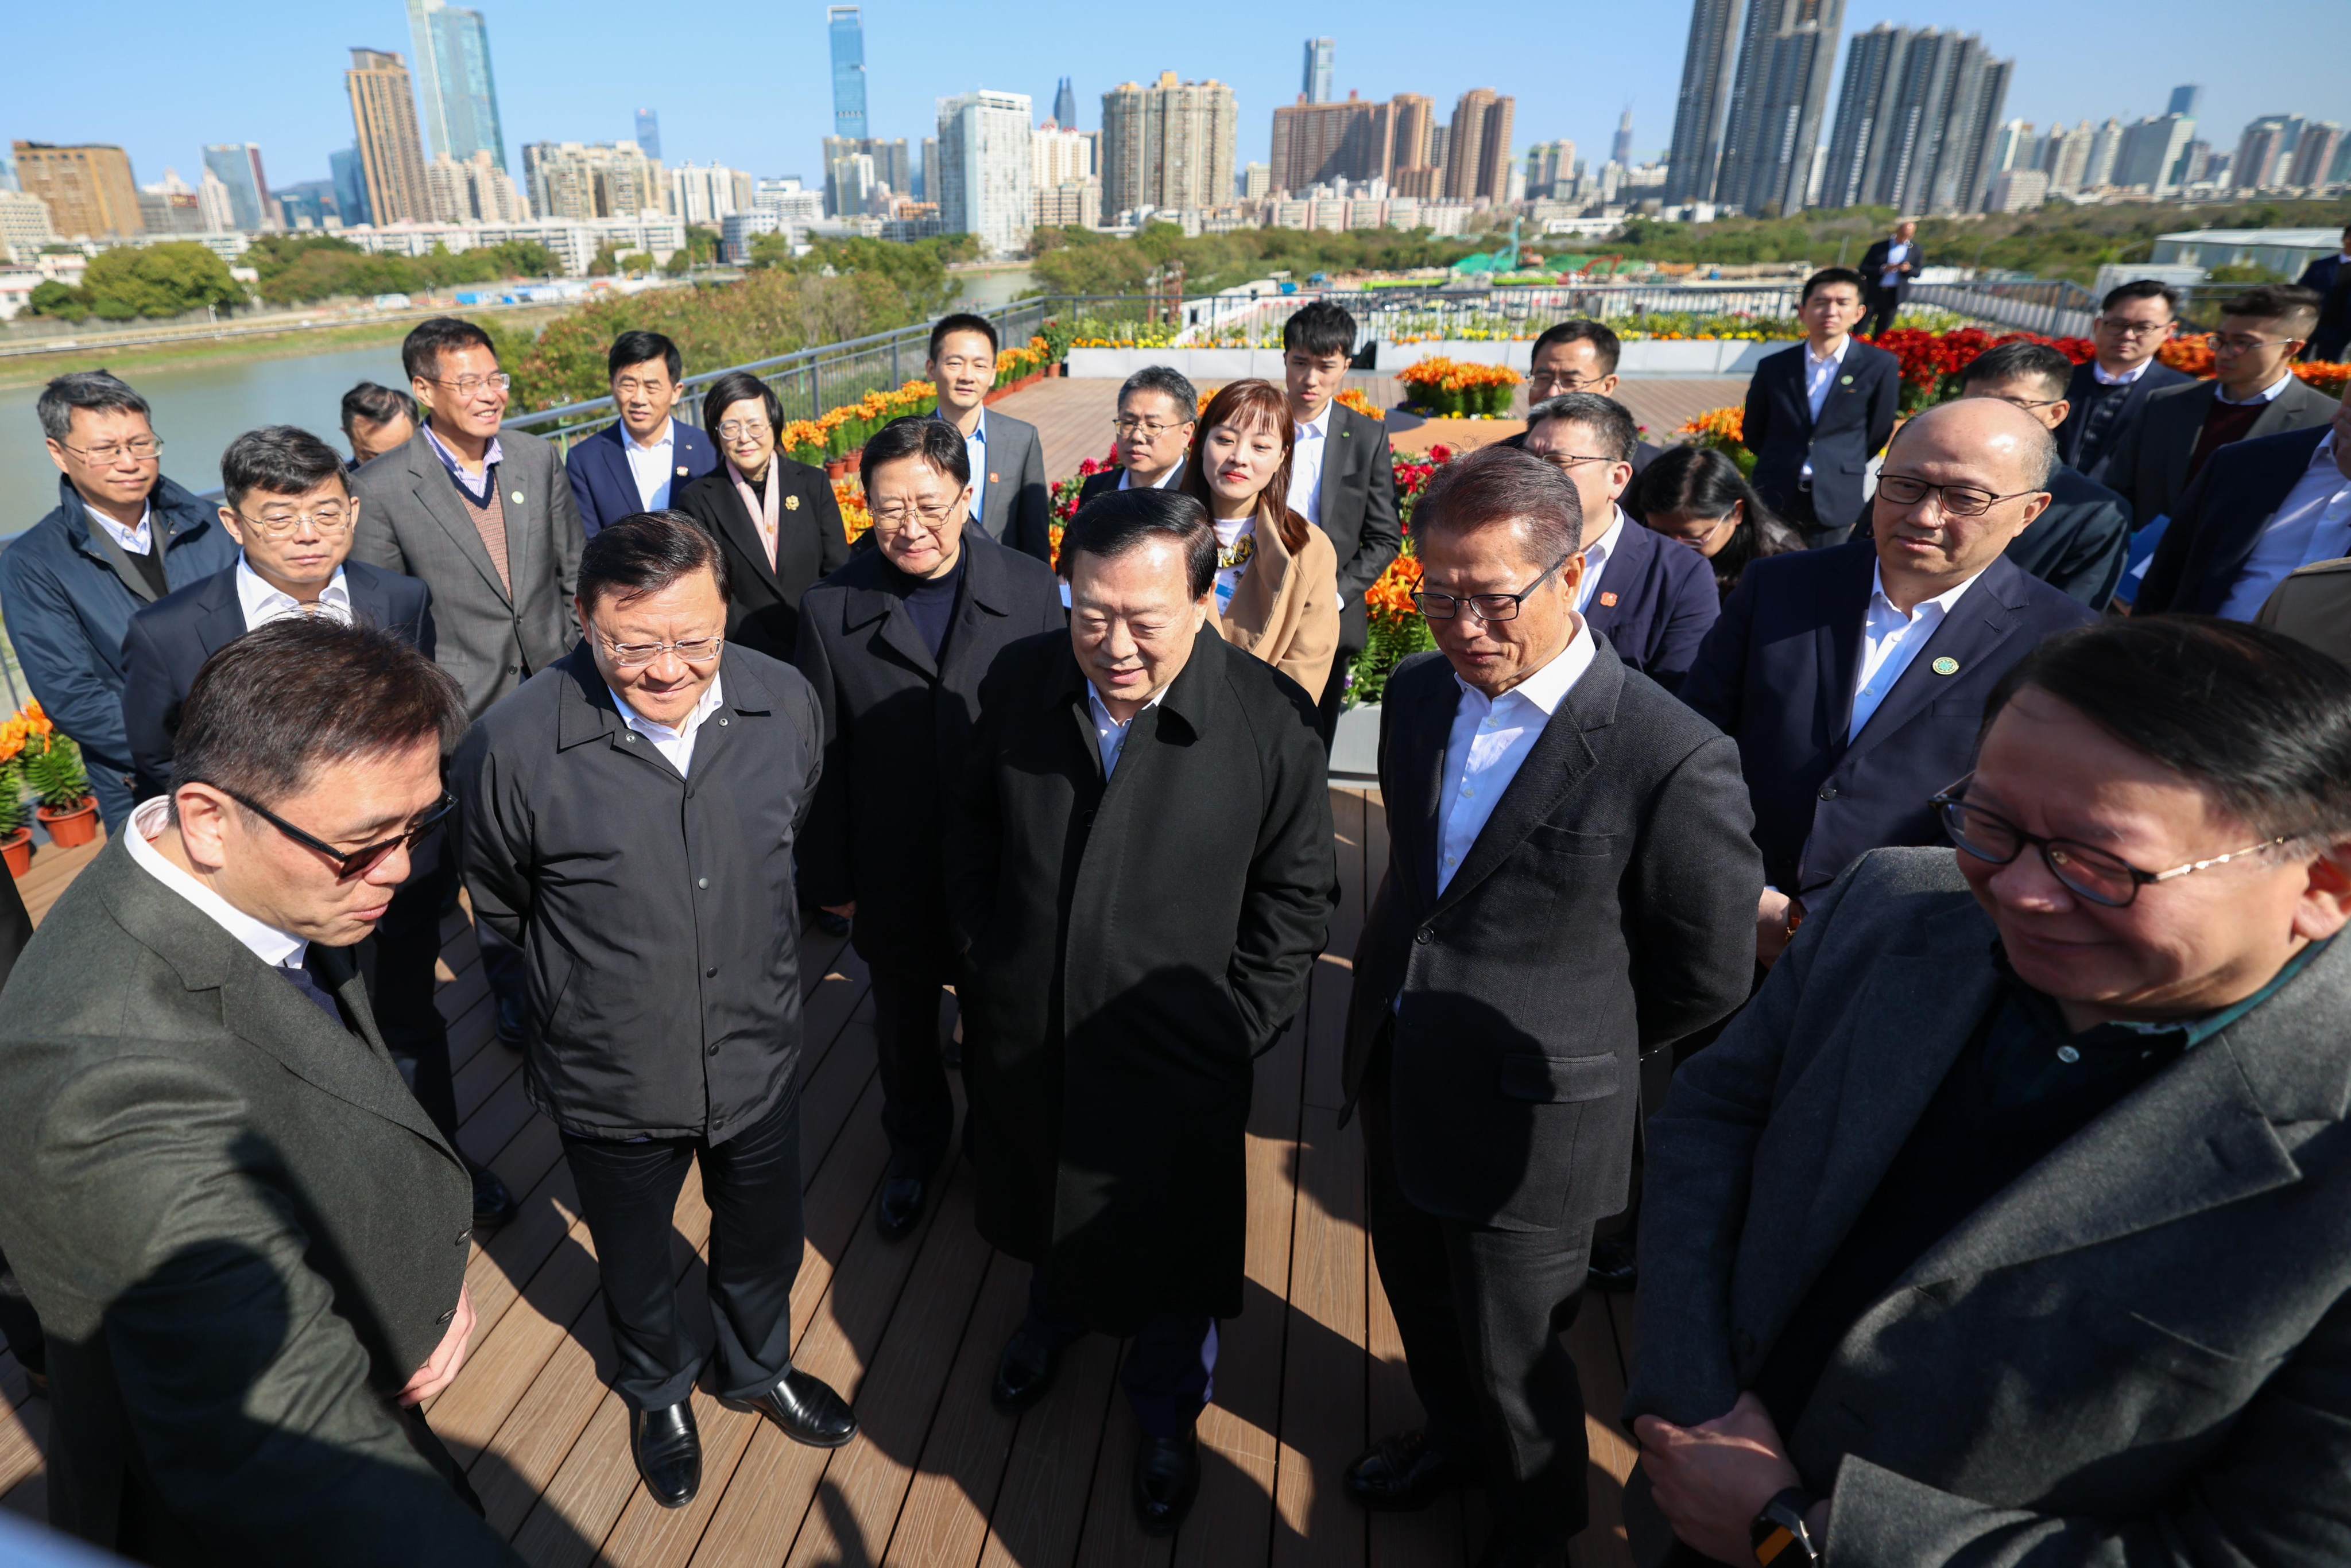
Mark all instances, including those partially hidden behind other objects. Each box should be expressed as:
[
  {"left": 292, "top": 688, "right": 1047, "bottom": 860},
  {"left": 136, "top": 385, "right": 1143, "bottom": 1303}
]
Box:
[{"left": 280, "top": 945, "right": 346, "bottom": 1024}]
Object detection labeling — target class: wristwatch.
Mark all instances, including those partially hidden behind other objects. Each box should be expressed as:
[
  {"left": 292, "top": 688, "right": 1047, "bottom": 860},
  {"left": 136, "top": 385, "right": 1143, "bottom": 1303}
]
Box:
[{"left": 1751, "top": 1487, "right": 1821, "bottom": 1566}]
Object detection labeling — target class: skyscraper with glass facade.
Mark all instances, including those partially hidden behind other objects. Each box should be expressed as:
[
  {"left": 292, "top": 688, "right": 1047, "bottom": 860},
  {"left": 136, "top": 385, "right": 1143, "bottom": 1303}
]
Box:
[
  {"left": 405, "top": 0, "right": 509, "bottom": 173},
  {"left": 830, "top": 7, "right": 869, "bottom": 141}
]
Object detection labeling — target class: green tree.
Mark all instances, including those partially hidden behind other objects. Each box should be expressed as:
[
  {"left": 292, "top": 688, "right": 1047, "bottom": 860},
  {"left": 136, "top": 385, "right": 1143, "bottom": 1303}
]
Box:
[
  {"left": 79, "top": 242, "right": 246, "bottom": 319},
  {"left": 26, "top": 279, "right": 90, "bottom": 322}
]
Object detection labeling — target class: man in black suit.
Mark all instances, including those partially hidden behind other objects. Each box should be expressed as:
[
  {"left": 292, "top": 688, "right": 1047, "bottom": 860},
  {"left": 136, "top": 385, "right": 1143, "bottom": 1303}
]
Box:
[
  {"left": 2055, "top": 280, "right": 2194, "bottom": 482},
  {"left": 1857, "top": 219, "right": 1922, "bottom": 340},
  {"left": 1339, "top": 446, "right": 1760, "bottom": 1566},
  {"left": 1281, "top": 300, "right": 1403, "bottom": 738},
  {"left": 1740, "top": 268, "right": 1901, "bottom": 547},
  {"left": 0, "top": 617, "right": 516, "bottom": 1565},
  {"left": 1942, "top": 341, "right": 2132, "bottom": 608},
  {"left": 1681, "top": 398, "right": 2096, "bottom": 969},
  {"left": 1076, "top": 366, "right": 1198, "bottom": 506},
  {"left": 1498, "top": 321, "right": 1666, "bottom": 516},
  {"left": 2295, "top": 222, "right": 2351, "bottom": 363},
  {"left": 794, "top": 418, "right": 1063, "bottom": 1242},
  {"left": 119, "top": 426, "right": 515, "bottom": 1233},
  {"left": 2136, "top": 396, "right": 2351, "bottom": 620}
]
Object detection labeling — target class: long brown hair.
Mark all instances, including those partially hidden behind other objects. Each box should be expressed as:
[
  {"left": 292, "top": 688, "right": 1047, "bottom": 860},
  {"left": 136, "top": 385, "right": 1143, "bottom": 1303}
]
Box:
[{"left": 1179, "top": 378, "right": 1311, "bottom": 554}]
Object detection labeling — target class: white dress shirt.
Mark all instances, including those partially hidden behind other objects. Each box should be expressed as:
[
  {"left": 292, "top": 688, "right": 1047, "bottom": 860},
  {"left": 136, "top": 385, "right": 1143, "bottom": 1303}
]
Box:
[
  {"left": 1086, "top": 680, "right": 1168, "bottom": 778},
  {"left": 1286, "top": 403, "right": 1332, "bottom": 526},
  {"left": 2218, "top": 433, "right": 2351, "bottom": 622},
  {"left": 1799, "top": 336, "right": 1850, "bottom": 482},
  {"left": 1434, "top": 622, "right": 1597, "bottom": 895},
  {"left": 609, "top": 674, "right": 726, "bottom": 777},
  {"left": 87, "top": 498, "right": 154, "bottom": 555},
  {"left": 2217, "top": 373, "right": 2294, "bottom": 407},
  {"left": 123, "top": 796, "right": 307, "bottom": 970},
  {"left": 1573, "top": 507, "right": 1626, "bottom": 613},
  {"left": 235, "top": 556, "right": 353, "bottom": 630},
  {"left": 2091, "top": 356, "right": 2156, "bottom": 387},
  {"left": 622, "top": 417, "right": 679, "bottom": 511},
  {"left": 960, "top": 409, "right": 990, "bottom": 522},
  {"left": 1849, "top": 564, "right": 1983, "bottom": 739},
  {"left": 1879, "top": 240, "right": 1911, "bottom": 290},
  {"left": 1118, "top": 460, "right": 1183, "bottom": 491}
]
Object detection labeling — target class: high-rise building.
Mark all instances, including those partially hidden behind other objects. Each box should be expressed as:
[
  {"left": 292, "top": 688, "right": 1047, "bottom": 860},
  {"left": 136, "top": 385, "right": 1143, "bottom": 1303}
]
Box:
[
  {"left": 347, "top": 48, "right": 432, "bottom": 226},
  {"left": 1612, "top": 106, "right": 1636, "bottom": 166},
  {"left": 196, "top": 169, "right": 237, "bottom": 232},
  {"left": 829, "top": 7, "right": 868, "bottom": 141},
  {"left": 1054, "top": 77, "right": 1078, "bottom": 130},
  {"left": 1818, "top": 21, "right": 1905, "bottom": 211},
  {"left": 2039, "top": 122, "right": 2094, "bottom": 195},
  {"left": 1819, "top": 25, "right": 2006, "bottom": 213},
  {"left": 138, "top": 170, "right": 208, "bottom": 235},
  {"left": 822, "top": 136, "right": 909, "bottom": 216},
  {"left": 1988, "top": 119, "right": 2036, "bottom": 178},
  {"left": 1241, "top": 161, "right": 1271, "bottom": 200},
  {"left": 1523, "top": 139, "right": 1575, "bottom": 199},
  {"left": 2115, "top": 112, "right": 2197, "bottom": 196},
  {"left": 2175, "top": 140, "right": 2213, "bottom": 187},
  {"left": 1033, "top": 122, "right": 1094, "bottom": 188},
  {"left": 2084, "top": 118, "right": 2124, "bottom": 189},
  {"left": 1985, "top": 166, "right": 2048, "bottom": 212},
  {"left": 1269, "top": 91, "right": 1395, "bottom": 192},
  {"left": 1302, "top": 38, "right": 1336, "bottom": 104},
  {"left": 1665, "top": 0, "right": 1746, "bottom": 205},
  {"left": 671, "top": 162, "right": 754, "bottom": 224},
  {"left": 0, "top": 149, "right": 16, "bottom": 194},
  {"left": 2167, "top": 84, "right": 2202, "bottom": 119},
  {"left": 406, "top": 0, "right": 508, "bottom": 171},
  {"left": 2229, "top": 115, "right": 2300, "bottom": 187},
  {"left": 201, "top": 143, "right": 273, "bottom": 231},
  {"left": 274, "top": 180, "right": 338, "bottom": 230},
  {"left": 1428, "top": 124, "right": 1450, "bottom": 175},
  {"left": 1715, "top": 0, "right": 1848, "bottom": 215},
  {"left": 425, "top": 149, "right": 530, "bottom": 223},
  {"left": 1101, "top": 72, "right": 1236, "bottom": 215},
  {"left": 2289, "top": 123, "right": 2343, "bottom": 189},
  {"left": 522, "top": 141, "right": 668, "bottom": 221},
  {"left": 12, "top": 140, "right": 144, "bottom": 237},
  {"left": 331, "top": 146, "right": 372, "bottom": 228},
  {"left": 1443, "top": 88, "right": 1516, "bottom": 204},
  {"left": 0, "top": 189, "right": 59, "bottom": 260},
  {"left": 635, "top": 110, "right": 663, "bottom": 162},
  {"left": 920, "top": 137, "right": 938, "bottom": 203},
  {"left": 936, "top": 88, "right": 1032, "bottom": 256}
]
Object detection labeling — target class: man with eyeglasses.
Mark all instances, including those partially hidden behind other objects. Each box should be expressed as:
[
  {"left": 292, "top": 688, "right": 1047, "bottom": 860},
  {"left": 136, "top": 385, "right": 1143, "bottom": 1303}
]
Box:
[
  {"left": 0, "top": 371, "right": 238, "bottom": 833},
  {"left": 2102, "top": 284, "right": 2338, "bottom": 532},
  {"left": 455, "top": 512, "right": 854, "bottom": 1513},
  {"left": 118, "top": 426, "right": 517, "bottom": 1235},
  {"left": 0, "top": 616, "right": 521, "bottom": 1565},
  {"left": 1497, "top": 322, "right": 1666, "bottom": 517},
  {"left": 1077, "top": 364, "right": 1198, "bottom": 506},
  {"left": 1628, "top": 615, "right": 2351, "bottom": 1568},
  {"left": 1682, "top": 398, "right": 2094, "bottom": 970},
  {"left": 565, "top": 331, "right": 718, "bottom": 539},
  {"left": 2054, "top": 279, "right": 2193, "bottom": 483},
  {"left": 1339, "top": 445, "right": 1759, "bottom": 1566}
]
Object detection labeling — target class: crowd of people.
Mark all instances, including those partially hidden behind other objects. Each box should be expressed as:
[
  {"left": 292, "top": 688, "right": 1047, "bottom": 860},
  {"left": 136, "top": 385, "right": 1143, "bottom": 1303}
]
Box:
[{"left": 0, "top": 264, "right": 2347, "bottom": 1568}]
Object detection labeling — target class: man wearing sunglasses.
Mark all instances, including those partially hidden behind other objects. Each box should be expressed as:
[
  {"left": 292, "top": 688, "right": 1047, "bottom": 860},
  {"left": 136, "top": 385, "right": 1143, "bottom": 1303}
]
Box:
[
  {"left": 1681, "top": 398, "right": 2095, "bottom": 969},
  {"left": 0, "top": 616, "right": 518, "bottom": 1564},
  {"left": 1628, "top": 615, "right": 2351, "bottom": 1568}
]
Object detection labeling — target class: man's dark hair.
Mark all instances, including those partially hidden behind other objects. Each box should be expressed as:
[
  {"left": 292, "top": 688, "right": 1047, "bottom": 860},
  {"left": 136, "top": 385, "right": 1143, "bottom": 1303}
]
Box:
[
  {"left": 1062, "top": 487, "right": 1217, "bottom": 599},
  {"left": 577, "top": 510, "right": 731, "bottom": 611},
  {"left": 1118, "top": 364, "right": 1200, "bottom": 424},
  {"left": 1526, "top": 392, "right": 1640, "bottom": 463},
  {"left": 220, "top": 426, "right": 349, "bottom": 510},
  {"left": 928, "top": 312, "right": 998, "bottom": 359},
  {"left": 1959, "top": 340, "right": 2074, "bottom": 402},
  {"left": 1413, "top": 444, "right": 1585, "bottom": 562},
  {"left": 174, "top": 618, "right": 466, "bottom": 817},
  {"left": 1983, "top": 616, "right": 2351, "bottom": 842},
  {"left": 36, "top": 370, "right": 149, "bottom": 443},
  {"left": 1800, "top": 266, "right": 1868, "bottom": 305},
  {"left": 1530, "top": 319, "right": 1622, "bottom": 377},
  {"left": 860, "top": 413, "right": 970, "bottom": 494},
  {"left": 700, "top": 370, "right": 783, "bottom": 440},
  {"left": 1282, "top": 300, "right": 1358, "bottom": 360},
  {"left": 401, "top": 316, "right": 497, "bottom": 384},
  {"left": 609, "top": 330, "right": 683, "bottom": 383},
  {"left": 2100, "top": 278, "right": 2183, "bottom": 317},
  {"left": 339, "top": 381, "right": 416, "bottom": 436},
  {"left": 2221, "top": 284, "right": 2323, "bottom": 338}
]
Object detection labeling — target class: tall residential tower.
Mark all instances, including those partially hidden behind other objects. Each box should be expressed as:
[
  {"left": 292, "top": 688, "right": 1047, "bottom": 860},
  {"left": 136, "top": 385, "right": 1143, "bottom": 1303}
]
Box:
[
  {"left": 346, "top": 48, "right": 432, "bottom": 226},
  {"left": 405, "top": 0, "right": 509, "bottom": 172},
  {"left": 829, "top": 7, "right": 869, "bottom": 141}
]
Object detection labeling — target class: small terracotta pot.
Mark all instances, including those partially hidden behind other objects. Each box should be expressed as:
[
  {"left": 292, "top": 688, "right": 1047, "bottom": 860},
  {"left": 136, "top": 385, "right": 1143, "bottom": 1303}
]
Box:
[
  {"left": 824, "top": 457, "right": 852, "bottom": 479},
  {"left": 0, "top": 828, "right": 30, "bottom": 879},
  {"left": 37, "top": 797, "right": 99, "bottom": 849}
]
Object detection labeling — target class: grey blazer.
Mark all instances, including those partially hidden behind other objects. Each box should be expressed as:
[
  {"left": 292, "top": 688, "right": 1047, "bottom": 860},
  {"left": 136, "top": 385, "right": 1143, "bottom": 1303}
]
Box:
[
  {"left": 350, "top": 426, "right": 586, "bottom": 720},
  {"left": 2102, "top": 374, "right": 2338, "bottom": 528},
  {"left": 1628, "top": 847, "right": 2351, "bottom": 1566},
  {"left": 971, "top": 409, "right": 1052, "bottom": 563},
  {"left": 0, "top": 840, "right": 514, "bottom": 1565}
]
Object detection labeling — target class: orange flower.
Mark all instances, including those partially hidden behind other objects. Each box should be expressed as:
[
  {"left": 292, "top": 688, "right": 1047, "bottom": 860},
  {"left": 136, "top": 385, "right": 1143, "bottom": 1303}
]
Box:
[
  {"left": 1678, "top": 406, "right": 1745, "bottom": 443},
  {"left": 1335, "top": 386, "right": 1385, "bottom": 421},
  {"left": 833, "top": 476, "right": 872, "bottom": 541},
  {"left": 1362, "top": 553, "right": 1425, "bottom": 623}
]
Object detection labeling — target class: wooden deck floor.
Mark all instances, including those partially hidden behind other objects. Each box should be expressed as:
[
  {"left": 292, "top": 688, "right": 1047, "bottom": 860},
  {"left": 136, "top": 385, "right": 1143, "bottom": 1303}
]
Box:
[{"left": 0, "top": 792, "right": 1643, "bottom": 1566}]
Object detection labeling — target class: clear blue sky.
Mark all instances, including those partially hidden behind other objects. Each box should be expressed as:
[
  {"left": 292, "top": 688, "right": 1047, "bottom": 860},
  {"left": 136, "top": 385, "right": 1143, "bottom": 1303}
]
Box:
[{"left": 5, "top": 0, "right": 2347, "bottom": 193}]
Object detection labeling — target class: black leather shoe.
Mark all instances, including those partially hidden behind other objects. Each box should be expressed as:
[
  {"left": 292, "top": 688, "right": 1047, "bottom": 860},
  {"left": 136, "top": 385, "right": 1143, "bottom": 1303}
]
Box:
[
  {"left": 990, "top": 1318, "right": 1065, "bottom": 1413},
  {"left": 875, "top": 1175, "right": 927, "bottom": 1241},
  {"left": 743, "top": 1369, "right": 858, "bottom": 1448},
  {"left": 1132, "top": 1427, "right": 1199, "bottom": 1536},
  {"left": 1345, "top": 1429, "right": 1471, "bottom": 1512},
  {"left": 471, "top": 1166, "right": 519, "bottom": 1231},
  {"left": 630, "top": 1400, "right": 701, "bottom": 1508},
  {"left": 1587, "top": 1232, "right": 1637, "bottom": 1294},
  {"left": 814, "top": 909, "right": 851, "bottom": 938}
]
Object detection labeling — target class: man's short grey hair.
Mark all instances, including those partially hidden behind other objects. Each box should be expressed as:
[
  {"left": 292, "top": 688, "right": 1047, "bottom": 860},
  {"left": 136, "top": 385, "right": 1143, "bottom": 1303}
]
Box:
[
  {"left": 1413, "top": 444, "right": 1585, "bottom": 564},
  {"left": 1117, "top": 365, "right": 1199, "bottom": 425},
  {"left": 38, "top": 371, "right": 150, "bottom": 443}
]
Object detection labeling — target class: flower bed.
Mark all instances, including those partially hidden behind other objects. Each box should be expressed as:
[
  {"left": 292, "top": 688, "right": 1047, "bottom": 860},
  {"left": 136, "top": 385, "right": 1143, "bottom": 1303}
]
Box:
[{"left": 1397, "top": 358, "right": 1521, "bottom": 418}]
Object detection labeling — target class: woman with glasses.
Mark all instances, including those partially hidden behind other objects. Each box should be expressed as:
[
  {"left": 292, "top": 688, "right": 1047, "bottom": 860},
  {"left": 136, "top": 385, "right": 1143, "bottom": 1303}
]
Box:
[
  {"left": 1633, "top": 445, "right": 1803, "bottom": 603},
  {"left": 677, "top": 370, "right": 850, "bottom": 661},
  {"left": 1173, "top": 379, "right": 1341, "bottom": 697}
]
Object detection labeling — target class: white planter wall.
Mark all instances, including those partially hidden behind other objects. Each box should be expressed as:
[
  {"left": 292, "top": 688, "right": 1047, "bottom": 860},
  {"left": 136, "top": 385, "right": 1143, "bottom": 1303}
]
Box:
[
  {"left": 1329, "top": 701, "right": 1381, "bottom": 780},
  {"left": 1066, "top": 340, "right": 1787, "bottom": 381},
  {"left": 1065, "top": 347, "right": 1293, "bottom": 379}
]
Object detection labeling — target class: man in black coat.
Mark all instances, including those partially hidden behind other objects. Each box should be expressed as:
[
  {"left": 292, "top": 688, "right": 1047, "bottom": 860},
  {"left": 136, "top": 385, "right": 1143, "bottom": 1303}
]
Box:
[
  {"left": 455, "top": 514, "right": 856, "bottom": 1513},
  {"left": 1741, "top": 269, "right": 1901, "bottom": 547},
  {"left": 2136, "top": 399, "right": 2351, "bottom": 619},
  {"left": 0, "top": 863, "right": 39, "bottom": 1399},
  {"left": 794, "top": 418, "right": 1063, "bottom": 1242},
  {"left": 2055, "top": 280, "right": 2194, "bottom": 482},
  {"left": 1857, "top": 220, "right": 1922, "bottom": 339},
  {"left": 1076, "top": 365, "right": 1198, "bottom": 505},
  {"left": 2295, "top": 223, "right": 2351, "bottom": 363},
  {"left": 1682, "top": 399, "right": 2096, "bottom": 969},
  {"left": 947, "top": 488, "right": 1335, "bottom": 1536},
  {"left": 1337, "top": 445, "right": 1760, "bottom": 1567}
]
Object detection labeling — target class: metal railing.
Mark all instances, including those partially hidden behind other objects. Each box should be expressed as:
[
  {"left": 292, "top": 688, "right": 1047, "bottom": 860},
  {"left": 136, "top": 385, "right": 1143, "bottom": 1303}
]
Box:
[{"left": 1910, "top": 278, "right": 2100, "bottom": 339}]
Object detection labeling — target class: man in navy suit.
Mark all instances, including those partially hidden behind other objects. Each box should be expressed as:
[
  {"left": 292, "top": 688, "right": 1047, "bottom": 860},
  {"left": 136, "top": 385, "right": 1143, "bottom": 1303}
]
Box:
[
  {"left": 1497, "top": 321, "right": 1666, "bottom": 518},
  {"left": 1741, "top": 268, "right": 1901, "bottom": 548},
  {"left": 119, "top": 425, "right": 515, "bottom": 1233},
  {"left": 2295, "top": 223, "right": 2351, "bottom": 364},
  {"left": 1682, "top": 398, "right": 2096, "bottom": 968},
  {"left": 564, "top": 331, "right": 719, "bottom": 538},
  {"left": 2136, "top": 396, "right": 2351, "bottom": 620},
  {"left": 1519, "top": 392, "right": 1718, "bottom": 689},
  {"left": 2055, "top": 280, "right": 2193, "bottom": 483}
]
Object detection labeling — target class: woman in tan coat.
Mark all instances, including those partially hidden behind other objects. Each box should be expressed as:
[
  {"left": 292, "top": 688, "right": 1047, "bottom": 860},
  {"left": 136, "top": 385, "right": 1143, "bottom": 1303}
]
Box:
[{"left": 1178, "top": 379, "right": 1341, "bottom": 697}]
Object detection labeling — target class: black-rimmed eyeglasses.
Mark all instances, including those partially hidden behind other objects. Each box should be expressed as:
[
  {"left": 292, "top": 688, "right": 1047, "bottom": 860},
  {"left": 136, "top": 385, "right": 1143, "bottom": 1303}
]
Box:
[
  {"left": 1932, "top": 783, "right": 2288, "bottom": 909},
  {"left": 1411, "top": 554, "right": 1573, "bottom": 623},
  {"left": 211, "top": 786, "right": 456, "bottom": 880}
]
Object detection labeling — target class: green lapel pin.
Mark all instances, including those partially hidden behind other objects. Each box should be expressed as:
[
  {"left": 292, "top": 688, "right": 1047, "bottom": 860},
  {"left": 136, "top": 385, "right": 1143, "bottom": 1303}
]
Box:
[{"left": 1931, "top": 655, "right": 1959, "bottom": 676}]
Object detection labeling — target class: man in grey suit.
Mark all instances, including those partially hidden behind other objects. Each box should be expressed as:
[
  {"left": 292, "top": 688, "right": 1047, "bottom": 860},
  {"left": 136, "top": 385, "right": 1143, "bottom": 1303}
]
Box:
[
  {"left": 1626, "top": 614, "right": 2351, "bottom": 1567},
  {"left": 0, "top": 618, "right": 517, "bottom": 1565},
  {"left": 927, "top": 313, "right": 1051, "bottom": 561}
]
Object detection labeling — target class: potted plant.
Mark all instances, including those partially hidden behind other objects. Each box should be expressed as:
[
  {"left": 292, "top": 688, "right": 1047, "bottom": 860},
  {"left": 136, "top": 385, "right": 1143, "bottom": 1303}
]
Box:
[
  {"left": 0, "top": 761, "right": 29, "bottom": 879},
  {"left": 25, "top": 731, "right": 99, "bottom": 848}
]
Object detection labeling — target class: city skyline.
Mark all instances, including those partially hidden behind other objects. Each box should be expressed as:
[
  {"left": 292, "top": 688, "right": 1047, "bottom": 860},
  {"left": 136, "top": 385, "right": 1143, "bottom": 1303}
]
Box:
[{"left": 2, "top": 0, "right": 2345, "bottom": 205}]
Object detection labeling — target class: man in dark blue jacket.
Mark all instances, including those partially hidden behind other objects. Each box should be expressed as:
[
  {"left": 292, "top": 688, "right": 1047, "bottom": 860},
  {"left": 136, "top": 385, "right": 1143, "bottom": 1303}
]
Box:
[
  {"left": 1741, "top": 268, "right": 1902, "bottom": 548},
  {"left": 564, "top": 331, "right": 719, "bottom": 538},
  {"left": 2296, "top": 223, "right": 2351, "bottom": 364},
  {"left": 1682, "top": 398, "right": 2095, "bottom": 968},
  {"left": 2135, "top": 398, "right": 2351, "bottom": 620},
  {"left": 2, "top": 372, "right": 239, "bottom": 832}
]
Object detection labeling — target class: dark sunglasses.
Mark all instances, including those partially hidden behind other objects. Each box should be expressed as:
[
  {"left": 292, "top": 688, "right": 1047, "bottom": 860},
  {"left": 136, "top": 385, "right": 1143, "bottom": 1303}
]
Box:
[{"left": 207, "top": 785, "right": 456, "bottom": 880}]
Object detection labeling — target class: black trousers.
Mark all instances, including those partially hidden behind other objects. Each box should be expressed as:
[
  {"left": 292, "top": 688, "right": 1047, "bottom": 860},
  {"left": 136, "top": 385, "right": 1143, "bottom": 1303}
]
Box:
[
  {"left": 1363, "top": 1063, "right": 1595, "bottom": 1555},
  {"left": 869, "top": 958, "right": 955, "bottom": 1175},
  {"left": 1025, "top": 1270, "right": 1217, "bottom": 1438},
  {"left": 561, "top": 1089, "right": 805, "bottom": 1410},
  {"left": 1861, "top": 287, "right": 1901, "bottom": 339},
  {"left": 370, "top": 845, "right": 461, "bottom": 1148},
  {"left": 0, "top": 1241, "right": 44, "bottom": 1378},
  {"left": 1316, "top": 640, "right": 1362, "bottom": 749}
]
